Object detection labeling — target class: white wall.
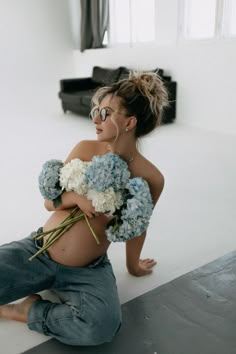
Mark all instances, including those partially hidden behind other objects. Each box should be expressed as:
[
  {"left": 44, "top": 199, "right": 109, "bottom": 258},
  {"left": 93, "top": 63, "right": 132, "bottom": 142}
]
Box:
[
  {"left": 0, "top": 0, "right": 74, "bottom": 116},
  {"left": 68, "top": 0, "right": 81, "bottom": 49},
  {"left": 73, "top": 0, "right": 236, "bottom": 136},
  {"left": 0, "top": 0, "right": 76, "bottom": 241}
]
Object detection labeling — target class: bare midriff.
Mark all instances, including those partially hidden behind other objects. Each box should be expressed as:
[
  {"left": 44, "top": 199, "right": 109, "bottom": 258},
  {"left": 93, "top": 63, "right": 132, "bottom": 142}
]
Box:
[{"left": 42, "top": 209, "right": 112, "bottom": 267}]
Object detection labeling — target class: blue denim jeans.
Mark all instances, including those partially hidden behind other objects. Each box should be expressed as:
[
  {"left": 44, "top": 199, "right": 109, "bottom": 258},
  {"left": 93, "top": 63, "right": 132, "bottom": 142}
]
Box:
[{"left": 0, "top": 230, "right": 122, "bottom": 346}]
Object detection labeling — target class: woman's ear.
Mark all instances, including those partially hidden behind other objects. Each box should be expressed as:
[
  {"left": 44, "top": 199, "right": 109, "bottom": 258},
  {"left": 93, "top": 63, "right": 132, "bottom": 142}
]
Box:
[{"left": 126, "top": 116, "right": 137, "bottom": 130}]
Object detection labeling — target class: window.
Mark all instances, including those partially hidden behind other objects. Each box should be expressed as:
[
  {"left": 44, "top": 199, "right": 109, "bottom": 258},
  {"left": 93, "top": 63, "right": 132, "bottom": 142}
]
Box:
[
  {"left": 109, "top": 0, "right": 155, "bottom": 45},
  {"left": 182, "top": 0, "right": 217, "bottom": 39},
  {"left": 103, "top": 30, "right": 109, "bottom": 46},
  {"left": 110, "top": 0, "right": 131, "bottom": 44},
  {"left": 108, "top": 0, "right": 236, "bottom": 46},
  {"left": 222, "top": 0, "right": 236, "bottom": 37},
  {"left": 130, "top": 0, "right": 155, "bottom": 43}
]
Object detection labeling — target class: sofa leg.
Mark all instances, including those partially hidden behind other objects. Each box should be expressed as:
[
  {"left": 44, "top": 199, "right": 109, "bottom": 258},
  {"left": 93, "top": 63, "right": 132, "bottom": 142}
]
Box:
[{"left": 62, "top": 102, "right": 67, "bottom": 113}]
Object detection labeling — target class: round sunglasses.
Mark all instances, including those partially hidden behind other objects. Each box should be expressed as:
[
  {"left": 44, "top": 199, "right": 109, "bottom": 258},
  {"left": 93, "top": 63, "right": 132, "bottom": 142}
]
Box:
[{"left": 89, "top": 106, "right": 131, "bottom": 122}]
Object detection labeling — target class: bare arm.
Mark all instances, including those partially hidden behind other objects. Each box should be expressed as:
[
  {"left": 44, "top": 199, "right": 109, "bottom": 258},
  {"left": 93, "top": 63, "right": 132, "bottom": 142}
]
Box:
[
  {"left": 44, "top": 191, "right": 96, "bottom": 215},
  {"left": 126, "top": 172, "right": 165, "bottom": 277}
]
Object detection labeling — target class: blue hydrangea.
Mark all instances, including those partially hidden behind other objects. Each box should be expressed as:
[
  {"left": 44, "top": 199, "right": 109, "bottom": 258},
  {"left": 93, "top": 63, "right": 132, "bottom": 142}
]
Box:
[
  {"left": 84, "top": 152, "right": 131, "bottom": 192},
  {"left": 38, "top": 159, "right": 64, "bottom": 200},
  {"left": 105, "top": 177, "right": 154, "bottom": 242}
]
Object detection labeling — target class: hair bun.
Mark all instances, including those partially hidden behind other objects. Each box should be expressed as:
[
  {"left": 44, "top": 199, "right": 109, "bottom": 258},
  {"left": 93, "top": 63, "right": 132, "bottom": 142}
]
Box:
[{"left": 128, "top": 71, "right": 169, "bottom": 116}]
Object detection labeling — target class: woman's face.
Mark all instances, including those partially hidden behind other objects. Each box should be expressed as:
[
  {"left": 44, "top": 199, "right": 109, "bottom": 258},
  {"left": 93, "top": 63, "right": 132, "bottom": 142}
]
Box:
[{"left": 91, "top": 94, "right": 129, "bottom": 142}]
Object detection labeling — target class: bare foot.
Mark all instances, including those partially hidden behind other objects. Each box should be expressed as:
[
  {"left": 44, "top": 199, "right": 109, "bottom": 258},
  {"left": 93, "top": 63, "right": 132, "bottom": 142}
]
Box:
[{"left": 0, "top": 294, "right": 42, "bottom": 323}]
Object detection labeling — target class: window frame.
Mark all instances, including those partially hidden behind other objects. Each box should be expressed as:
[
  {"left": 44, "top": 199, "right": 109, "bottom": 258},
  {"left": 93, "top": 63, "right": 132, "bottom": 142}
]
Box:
[
  {"left": 221, "top": 0, "right": 236, "bottom": 38},
  {"left": 178, "top": 0, "right": 220, "bottom": 41},
  {"left": 177, "top": 0, "right": 236, "bottom": 42},
  {"left": 107, "top": 0, "right": 236, "bottom": 49},
  {"left": 108, "top": 0, "right": 157, "bottom": 48}
]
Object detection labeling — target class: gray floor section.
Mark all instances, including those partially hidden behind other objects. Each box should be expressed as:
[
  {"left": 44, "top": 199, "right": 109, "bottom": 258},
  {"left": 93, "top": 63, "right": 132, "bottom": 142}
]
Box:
[{"left": 22, "top": 251, "right": 236, "bottom": 354}]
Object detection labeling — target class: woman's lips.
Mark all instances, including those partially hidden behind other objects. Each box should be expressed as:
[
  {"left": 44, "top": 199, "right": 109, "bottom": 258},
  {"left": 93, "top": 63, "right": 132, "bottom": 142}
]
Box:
[{"left": 96, "top": 129, "right": 103, "bottom": 134}]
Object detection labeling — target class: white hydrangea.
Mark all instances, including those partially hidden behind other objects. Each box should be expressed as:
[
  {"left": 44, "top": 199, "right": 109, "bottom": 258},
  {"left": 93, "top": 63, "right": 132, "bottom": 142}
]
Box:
[
  {"left": 87, "top": 188, "right": 124, "bottom": 215},
  {"left": 60, "top": 159, "right": 91, "bottom": 196}
]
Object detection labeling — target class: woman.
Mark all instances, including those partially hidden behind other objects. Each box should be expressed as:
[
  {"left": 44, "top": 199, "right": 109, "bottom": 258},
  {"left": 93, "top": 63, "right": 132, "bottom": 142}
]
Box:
[{"left": 0, "top": 71, "right": 168, "bottom": 346}]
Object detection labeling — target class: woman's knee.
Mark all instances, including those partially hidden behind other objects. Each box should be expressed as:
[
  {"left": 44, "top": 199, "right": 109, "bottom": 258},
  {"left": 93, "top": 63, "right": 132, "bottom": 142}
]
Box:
[
  {"left": 70, "top": 321, "right": 121, "bottom": 346},
  {"left": 68, "top": 308, "right": 122, "bottom": 346},
  {"left": 95, "top": 311, "right": 122, "bottom": 344}
]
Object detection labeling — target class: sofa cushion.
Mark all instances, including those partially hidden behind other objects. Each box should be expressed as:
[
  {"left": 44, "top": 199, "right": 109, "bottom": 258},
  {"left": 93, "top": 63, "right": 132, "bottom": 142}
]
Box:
[
  {"left": 92, "top": 66, "right": 121, "bottom": 86},
  {"left": 118, "top": 67, "right": 164, "bottom": 81},
  {"left": 118, "top": 67, "right": 130, "bottom": 81},
  {"left": 60, "top": 90, "right": 94, "bottom": 108},
  {"left": 79, "top": 90, "right": 95, "bottom": 107}
]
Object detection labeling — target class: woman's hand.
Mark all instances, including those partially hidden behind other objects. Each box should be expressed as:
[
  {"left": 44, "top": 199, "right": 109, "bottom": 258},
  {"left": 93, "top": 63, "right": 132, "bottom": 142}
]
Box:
[
  {"left": 44, "top": 191, "right": 100, "bottom": 218},
  {"left": 75, "top": 194, "right": 101, "bottom": 219},
  {"left": 131, "top": 258, "right": 157, "bottom": 277}
]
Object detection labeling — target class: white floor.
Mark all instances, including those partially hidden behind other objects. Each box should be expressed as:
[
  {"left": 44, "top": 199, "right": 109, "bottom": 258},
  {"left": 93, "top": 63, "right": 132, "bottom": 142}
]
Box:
[{"left": 1, "top": 107, "right": 236, "bottom": 354}]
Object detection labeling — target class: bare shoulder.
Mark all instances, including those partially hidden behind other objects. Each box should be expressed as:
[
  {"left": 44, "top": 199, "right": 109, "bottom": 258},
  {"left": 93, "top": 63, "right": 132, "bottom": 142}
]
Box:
[
  {"left": 133, "top": 155, "right": 165, "bottom": 206},
  {"left": 65, "top": 140, "right": 107, "bottom": 162}
]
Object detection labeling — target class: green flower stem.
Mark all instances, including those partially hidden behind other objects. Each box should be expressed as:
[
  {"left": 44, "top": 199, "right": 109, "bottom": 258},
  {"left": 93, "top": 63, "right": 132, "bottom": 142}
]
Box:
[
  {"left": 84, "top": 214, "right": 100, "bottom": 245},
  {"left": 42, "top": 222, "right": 76, "bottom": 250},
  {"left": 33, "top": 207, "right": 80, "bottom": 240},
  {"left": 44, "top": 222, "right": 72, "bottom": 247},
  {"left": 40, "top": 214, "right": 85, "bottom": 250},
  {"left": 29, "top": 220, "right": 81, "bottom": 261},
  {"left": 34, "top": 215, "right": 81, "bottom": 240},
  {"left": 45, "top": 213, "right": 84, "bottom": 244},
  {"left": 29, "top": 207, "right": 100, "bottom": 261}
]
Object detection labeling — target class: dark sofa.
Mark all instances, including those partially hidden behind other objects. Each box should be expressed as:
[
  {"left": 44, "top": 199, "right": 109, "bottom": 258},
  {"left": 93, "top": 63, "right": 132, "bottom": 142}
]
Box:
[{"left": 58, "top": 66, "right": 177, "bottom": 124}]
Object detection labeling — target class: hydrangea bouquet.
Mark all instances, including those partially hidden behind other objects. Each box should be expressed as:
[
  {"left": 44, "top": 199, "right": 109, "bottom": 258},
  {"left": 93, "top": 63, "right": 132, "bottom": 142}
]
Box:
[{"left": 30, "top": 153, "right": 153, "bottom": 260}]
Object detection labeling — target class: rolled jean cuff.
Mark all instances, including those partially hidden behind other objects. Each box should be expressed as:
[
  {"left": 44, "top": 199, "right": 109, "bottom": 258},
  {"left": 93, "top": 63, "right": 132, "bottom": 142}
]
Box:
[{"left": 27, "top": 299, "right": 56, "bottom": 336}]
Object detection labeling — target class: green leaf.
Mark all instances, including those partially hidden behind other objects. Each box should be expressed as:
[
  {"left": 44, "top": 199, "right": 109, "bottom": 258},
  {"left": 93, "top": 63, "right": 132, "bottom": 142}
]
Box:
[{"left": 53, "top": 194, "right": 62, "bottom": 208}]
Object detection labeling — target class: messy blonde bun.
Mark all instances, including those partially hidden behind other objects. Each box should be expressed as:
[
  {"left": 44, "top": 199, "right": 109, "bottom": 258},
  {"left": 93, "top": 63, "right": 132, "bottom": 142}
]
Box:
[{"left": 92, "top": 70, "right": 169, "bottom": 138}]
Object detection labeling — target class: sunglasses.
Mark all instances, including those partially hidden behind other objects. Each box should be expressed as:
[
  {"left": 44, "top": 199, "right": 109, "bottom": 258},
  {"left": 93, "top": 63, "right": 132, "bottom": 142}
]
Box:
[{"left": 89, "top": 106, "right": 131, "bottom": 122}]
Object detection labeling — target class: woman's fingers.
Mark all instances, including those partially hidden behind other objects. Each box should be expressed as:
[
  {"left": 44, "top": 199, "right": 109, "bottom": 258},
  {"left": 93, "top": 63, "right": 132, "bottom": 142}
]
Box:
[
  {"left": 139, "top": 259, "right": 157, "bottom": 269},
  {"left": 140, "top": 258, "right": 155, "bottom": 263},
  {"left": 87, "top": 211, "right": 101, "bottom": 218}
]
